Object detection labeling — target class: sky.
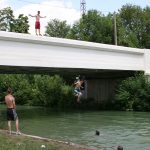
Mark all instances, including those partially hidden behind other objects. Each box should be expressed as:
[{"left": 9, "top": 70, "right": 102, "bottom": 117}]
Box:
[{"left": 0, "top": 0, "right": 149, "bottom": 35}]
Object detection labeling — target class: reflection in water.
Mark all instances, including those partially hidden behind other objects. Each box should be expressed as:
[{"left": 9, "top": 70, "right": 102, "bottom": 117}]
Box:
[{"left": 0, "top": 106, "right": 150, "bottom": 150}]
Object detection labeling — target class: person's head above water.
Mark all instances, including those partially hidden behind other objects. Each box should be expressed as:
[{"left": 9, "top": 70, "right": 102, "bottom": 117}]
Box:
[
  {"left": 117, "top": 145, "right": 123, "bottom": 150},
  {"left": 95, "top": 130, "right": 100, "bottom": 136}
]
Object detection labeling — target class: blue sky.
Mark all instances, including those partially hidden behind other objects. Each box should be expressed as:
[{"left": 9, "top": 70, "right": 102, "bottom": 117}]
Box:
[
  {"left": 0, "top": 0, "right": 149, "bottom": 35},
  {"left": 74, "top": 0, "right": 149, "bottom": 13},
  {"left": 87, "top": 0, "right": 148, "bottom": 12}
]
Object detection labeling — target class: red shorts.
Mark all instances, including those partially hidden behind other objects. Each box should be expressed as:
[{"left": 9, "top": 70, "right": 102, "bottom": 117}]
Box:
[{"left": 35, "top": 21, "right": 40, "bottom": 29}]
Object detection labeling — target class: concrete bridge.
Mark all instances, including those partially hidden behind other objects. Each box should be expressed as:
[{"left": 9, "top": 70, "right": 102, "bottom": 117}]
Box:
[{"left": 0, "top": 31, "right": 149, "bottom": 102}]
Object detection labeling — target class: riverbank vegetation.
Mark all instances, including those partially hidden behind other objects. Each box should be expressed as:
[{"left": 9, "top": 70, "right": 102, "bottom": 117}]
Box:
[
  {"left": 0, "top": 74, "right": 102, "bottom": 110},
  {"left": 0, "top": 73, "right": 150, "bottom": 111},
  {"left": 115, "top": 73, "right": 150, "bottom": 111},
  {"left": 0, "top": 74, "right": 76, "bottom": 109}
]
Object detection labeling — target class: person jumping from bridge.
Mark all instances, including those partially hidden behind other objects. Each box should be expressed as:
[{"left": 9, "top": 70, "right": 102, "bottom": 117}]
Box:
[
  {"left": 29, "top": 11, "right": 46, "bottom": 36},
  {"left": 73, "top": 77, "right": 84, "bottom": 103}
]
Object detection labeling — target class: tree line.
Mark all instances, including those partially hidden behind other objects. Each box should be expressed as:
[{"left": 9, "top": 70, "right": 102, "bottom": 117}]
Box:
[{"left": 0, "top": 4, "right": 150, "bottom": 111}]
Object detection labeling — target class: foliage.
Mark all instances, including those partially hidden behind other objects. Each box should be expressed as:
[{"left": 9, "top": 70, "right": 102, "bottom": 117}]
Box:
[
  {"left": 67, "top": 5, "right": 150, "bottom": 48},
  {"left": 0, "top": 7, "right": 14, "bottom": 31},
  {"left": 12, "top": 14, "right": 29, "bottom": 33},
  {"left": 117, "top": 4, "right": 150, "bottom": 48},
  {"left": 0, "top": 7, "right": 29, "bottom": 33},
  {"left": 0, "top": 74, "right": 75, "bottom": 109},
  {"left": 142, "top": 6, "right": 150, "bottom": 48},
  {"left": 45, "top": 19, "right": 70, "bottom": 38},
  {"left": 68, "top": 10, "right": 113, "bottom": 44},
  {"left": 0, "top": 74, "right": 32, "bottom": 105},
  {"left": 115, "top": 73, "right": 150, "bottom": 111},
  {"left": 0, "top": 74, "right": 102, "bottom": 110}
]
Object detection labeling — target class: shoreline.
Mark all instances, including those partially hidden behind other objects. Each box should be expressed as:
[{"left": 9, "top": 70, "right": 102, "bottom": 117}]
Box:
[{"left": 0, "top": 129, "right": 100, "bottom": 150}]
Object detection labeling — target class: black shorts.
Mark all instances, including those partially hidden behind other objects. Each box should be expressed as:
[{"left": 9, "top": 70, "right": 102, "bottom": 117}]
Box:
[{"left": 7, "top": 108, "right": 18, "bottom": 121}]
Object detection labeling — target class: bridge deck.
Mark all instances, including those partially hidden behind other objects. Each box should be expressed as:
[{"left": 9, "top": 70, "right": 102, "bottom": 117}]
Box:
[{"left": 0, "top": 31, "right": 148, "bottom": 77}]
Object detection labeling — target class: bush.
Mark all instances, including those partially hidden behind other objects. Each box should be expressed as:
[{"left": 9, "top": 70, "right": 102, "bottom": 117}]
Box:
[
  {"left": 115, "top": 73, "right": 150, "bottom": 111},
  {"left": 0, "top": 74, "right": 76, "bottom": 108}
]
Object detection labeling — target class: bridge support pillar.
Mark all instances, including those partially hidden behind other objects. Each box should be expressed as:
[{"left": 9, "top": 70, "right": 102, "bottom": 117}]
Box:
[{"left": 85, "top": 79, "right": 117, "bottom": 102}]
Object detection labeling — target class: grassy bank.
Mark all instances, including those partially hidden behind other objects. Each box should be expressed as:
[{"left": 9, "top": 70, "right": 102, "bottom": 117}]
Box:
[{"left": 0, "top": 130, "right": 98, "bottom": 150}]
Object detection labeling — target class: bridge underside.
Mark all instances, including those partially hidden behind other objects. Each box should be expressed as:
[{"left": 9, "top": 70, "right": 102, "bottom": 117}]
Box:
[{"left": 0, "top": 65, "right": 137, "bottom": 79}]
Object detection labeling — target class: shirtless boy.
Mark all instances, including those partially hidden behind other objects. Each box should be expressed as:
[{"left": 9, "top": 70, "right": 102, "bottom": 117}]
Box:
[
  {"left": 74, "top": 78, "right": 84, "bottom": 102},
  {"left": 29, "top": 11, "right": 46, "bottom": 36},
  {"left": 5, "top": 88, "right": 21, "bottom": 135}
]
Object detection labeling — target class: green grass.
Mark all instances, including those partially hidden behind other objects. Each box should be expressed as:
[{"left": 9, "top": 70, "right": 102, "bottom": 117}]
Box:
[{"left": 0, "top": 131, "right": 87, "bottom": 150}]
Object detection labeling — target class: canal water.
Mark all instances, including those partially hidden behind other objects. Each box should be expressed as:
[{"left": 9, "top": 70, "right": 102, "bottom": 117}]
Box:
[{"left": 0, "top": 106, "right": 150, "bottom": 150}]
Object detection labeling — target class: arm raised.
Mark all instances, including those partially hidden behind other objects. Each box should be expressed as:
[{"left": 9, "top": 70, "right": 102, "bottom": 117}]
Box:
[
  {"left": 40, "top": 15, "right": 46, "bottom": 18},
  {"left": 29, "top": 14, "right": 36, "bottom": 17}
]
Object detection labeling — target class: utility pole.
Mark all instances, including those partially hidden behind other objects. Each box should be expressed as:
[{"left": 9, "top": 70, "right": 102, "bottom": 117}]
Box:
[
  {"left": 80, "top": 0, "right": 86, "bottom": 16},
  {"left": 113, "top": 12, "right": 117, "bottom": 45}
]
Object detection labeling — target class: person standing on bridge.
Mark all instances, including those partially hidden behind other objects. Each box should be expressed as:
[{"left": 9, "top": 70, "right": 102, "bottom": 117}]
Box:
[
  {"left": 29, "top": 11, "right": 46, "bottom": 36},
  {"left": 5, "top": 88, "right": 21, "bottom": 135}
]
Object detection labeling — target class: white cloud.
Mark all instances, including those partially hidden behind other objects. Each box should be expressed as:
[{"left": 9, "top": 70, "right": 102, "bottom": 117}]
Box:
[
  {"left": 14, "top": 0, "right": 80, "bottom": 35},
  {"left": 0, "top": 0, "right": 9, "bottom": 9}
]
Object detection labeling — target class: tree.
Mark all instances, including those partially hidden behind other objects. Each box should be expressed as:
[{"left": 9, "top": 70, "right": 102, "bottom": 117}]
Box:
[
  {"left": 0, "top": 7, "right": 29, "bottom": 33},
  {"left": 142, "top": 6, "right": 150, "bottom": 48},
  {"left": 115, "top": 73, "right": 150, "bottom": 111},
  {"left": 0, "top": 74, "right": 75, "bottom": 108},
  {"left": 0, "top": 7, "right": 14, "bottom": 31},
  {"left": 12, "top": 14, "right": 29, "bottom": 33},
  {"left": 45, "top": 19, "right": 70, "bottom": 38},
  {"left": 117, "top": 4, "right": 150, "bottom": 48},
  {"left": 68, "top": 10, "right": 113, "bottom": 44}
]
